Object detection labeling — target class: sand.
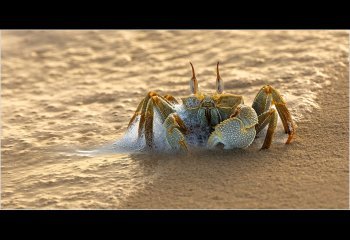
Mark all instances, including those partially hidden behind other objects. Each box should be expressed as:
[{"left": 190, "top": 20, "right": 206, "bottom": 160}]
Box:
[{"left": 1, "top": 30, "right": 349, "bottom": 209}]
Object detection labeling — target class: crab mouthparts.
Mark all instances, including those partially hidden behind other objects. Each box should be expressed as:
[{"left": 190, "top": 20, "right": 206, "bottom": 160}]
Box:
[
  {"left": 198, "top": 105, "right": 222, "bottom": 130},
  {"left": 203, "top": 108, "right": 211, "bottom": 124}
]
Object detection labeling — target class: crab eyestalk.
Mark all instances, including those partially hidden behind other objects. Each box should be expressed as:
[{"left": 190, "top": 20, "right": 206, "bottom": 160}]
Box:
[
  {"left": 189, "top": 62, "right": 198, "bottom": 94},
  {"left": 216, "top": 61, "right": 224, "bottom": 94}
]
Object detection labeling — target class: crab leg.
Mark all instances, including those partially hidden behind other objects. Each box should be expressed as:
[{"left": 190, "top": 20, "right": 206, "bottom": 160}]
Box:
[
  {"left": 256, "top": 109, "right": 278, "bottom": 149},
  {"left": 127, "top": 98, "right": 145, "bottom": 129},
  {"left": 143, "top": 95, "right": 176, "bottom": 148},
  {"left": 127, "top": 91, "right": 177, "bottom": 149},
  {"left": 252, "top": 85, "right": 296, "bottom": 148},
  {"left": 127, "top": 91, "right": 157, "bottom": 136},
  {"left": 144, "top": 98, "right": 155, "bottom": 148},
  {"left": 163, "top": 94, "right": 179, "bottom": 105},
  {"left": 127, "top": 91, "right": 178, "bottom": 137},
  {"left": 163, "top": 113, "right": 188, "bottom": 152}
]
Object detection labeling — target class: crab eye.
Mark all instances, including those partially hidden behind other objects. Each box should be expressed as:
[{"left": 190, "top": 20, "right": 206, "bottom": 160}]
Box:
[{"left": 184, "top": 96, "right": 201, "bottom": 109}]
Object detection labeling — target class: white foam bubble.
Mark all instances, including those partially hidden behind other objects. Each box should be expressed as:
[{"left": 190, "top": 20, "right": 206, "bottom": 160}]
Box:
[{"left": 109, "top": 111, "right": 171, "bottom": 153}]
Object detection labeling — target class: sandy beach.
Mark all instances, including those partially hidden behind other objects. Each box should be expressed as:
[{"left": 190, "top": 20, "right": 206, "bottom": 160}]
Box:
[{"left": 1, "top": 30, "right": 349, "bottom": 209}]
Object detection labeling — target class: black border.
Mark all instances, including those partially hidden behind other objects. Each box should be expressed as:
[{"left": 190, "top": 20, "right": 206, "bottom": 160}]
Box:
[
  {"left": 1, "top": 15, "right": 349, "bottom": 29},
  {"left": 1, "top": 210, "right": 349, "bottom": 225},
  {"left": 2, "top": 1, "right": 350, "bottom": 29},
  {"left": 1, "top": 4, "right": 350, "bottom": 30},
  {"left": 0, "top": 211, "right": 348, "bottom": 236}
]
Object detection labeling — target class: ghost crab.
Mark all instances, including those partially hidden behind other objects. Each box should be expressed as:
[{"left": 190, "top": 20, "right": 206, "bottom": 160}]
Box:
[{"left": 127, "top": 62, "right": 295, "bottom": 152}]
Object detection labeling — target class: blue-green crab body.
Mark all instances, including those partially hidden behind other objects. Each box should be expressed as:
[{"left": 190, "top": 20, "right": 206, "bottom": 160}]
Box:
[{"left": 176, "top": 92, "right": 259, "bottom": 149}]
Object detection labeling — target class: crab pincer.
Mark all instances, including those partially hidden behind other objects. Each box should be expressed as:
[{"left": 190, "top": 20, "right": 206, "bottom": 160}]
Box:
[{"left": 207, "top": 105, "right": 258, "bottom": 149}]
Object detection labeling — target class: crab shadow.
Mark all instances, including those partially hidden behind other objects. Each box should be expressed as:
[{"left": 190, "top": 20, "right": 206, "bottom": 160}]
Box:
[{"left": 126, "top": 144, "right": 287, "bottom": 184}]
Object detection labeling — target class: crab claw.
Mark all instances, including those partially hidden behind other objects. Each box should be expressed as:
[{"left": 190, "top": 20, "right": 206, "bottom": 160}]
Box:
[{"left": 207, "top": 105, "right": 258, "bottom": 149}]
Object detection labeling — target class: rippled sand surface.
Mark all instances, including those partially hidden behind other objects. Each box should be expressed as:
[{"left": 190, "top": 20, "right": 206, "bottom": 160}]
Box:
[{"left": 1, "top": 30, "right": 349, "bottom": 208}]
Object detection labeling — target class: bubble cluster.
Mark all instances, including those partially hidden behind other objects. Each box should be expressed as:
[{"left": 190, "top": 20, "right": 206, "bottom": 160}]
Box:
[{"left": 111, "top": 104, "right": 215, "bottom": 153}]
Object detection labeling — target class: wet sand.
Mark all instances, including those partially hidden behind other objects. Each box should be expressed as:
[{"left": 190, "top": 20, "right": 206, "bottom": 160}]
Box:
[{"left": 1, "top": 30, "right": 349, "bottom": 209}]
